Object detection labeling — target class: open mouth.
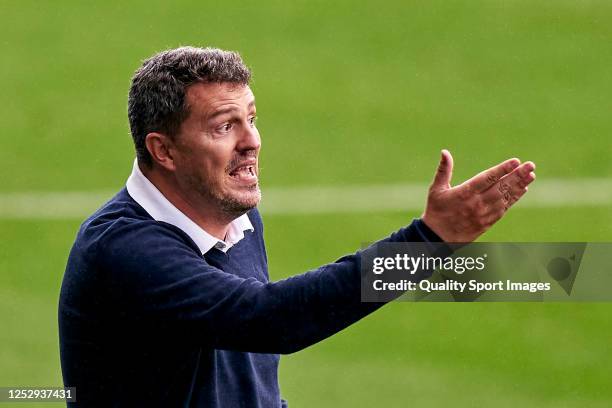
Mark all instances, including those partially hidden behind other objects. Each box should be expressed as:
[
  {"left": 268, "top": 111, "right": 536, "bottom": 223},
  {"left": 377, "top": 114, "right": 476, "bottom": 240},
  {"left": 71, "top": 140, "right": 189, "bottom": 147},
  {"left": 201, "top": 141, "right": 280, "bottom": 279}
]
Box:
[{"left": 229, "top": 164, "right": 257, "bottom": 183}]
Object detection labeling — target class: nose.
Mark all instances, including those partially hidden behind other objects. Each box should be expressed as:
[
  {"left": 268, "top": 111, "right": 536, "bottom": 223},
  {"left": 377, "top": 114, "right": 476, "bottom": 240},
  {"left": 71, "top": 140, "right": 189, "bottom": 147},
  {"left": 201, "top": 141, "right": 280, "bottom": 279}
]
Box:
[{"left": 237, "top": 122, "right": 261, "bottom": 153}]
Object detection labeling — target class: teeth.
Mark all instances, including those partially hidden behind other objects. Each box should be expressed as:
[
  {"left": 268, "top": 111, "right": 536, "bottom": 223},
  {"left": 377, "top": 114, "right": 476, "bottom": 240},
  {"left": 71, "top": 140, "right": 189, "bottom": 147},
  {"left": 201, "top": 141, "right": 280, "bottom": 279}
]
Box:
[{"left": 230, "top": 165, "right": 256, "bottom": 178}]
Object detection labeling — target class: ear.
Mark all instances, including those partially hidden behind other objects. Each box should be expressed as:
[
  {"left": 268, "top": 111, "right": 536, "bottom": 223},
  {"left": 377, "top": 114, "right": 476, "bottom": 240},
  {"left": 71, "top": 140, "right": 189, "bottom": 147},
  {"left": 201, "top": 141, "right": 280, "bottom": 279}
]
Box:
[{"left": 145, "top": 132, "right": 177, "bottom": 171}]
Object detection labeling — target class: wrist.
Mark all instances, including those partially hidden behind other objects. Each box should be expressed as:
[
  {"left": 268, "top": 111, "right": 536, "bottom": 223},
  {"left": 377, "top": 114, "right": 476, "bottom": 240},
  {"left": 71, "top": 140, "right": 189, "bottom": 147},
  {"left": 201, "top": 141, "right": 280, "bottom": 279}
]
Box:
[{"left": 421, "top": 213, "right": 450, "bottom": 242}]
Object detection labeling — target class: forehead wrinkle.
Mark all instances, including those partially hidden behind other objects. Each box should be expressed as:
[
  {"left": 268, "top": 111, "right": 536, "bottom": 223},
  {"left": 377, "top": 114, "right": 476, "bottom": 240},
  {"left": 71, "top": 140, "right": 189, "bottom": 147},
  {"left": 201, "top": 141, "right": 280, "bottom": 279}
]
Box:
[
  {"left": 184, "top": 83, "right": 255, "bottom": 130},
  {"left": 205, "top": 95, "right": 256, "bottom": 121}
]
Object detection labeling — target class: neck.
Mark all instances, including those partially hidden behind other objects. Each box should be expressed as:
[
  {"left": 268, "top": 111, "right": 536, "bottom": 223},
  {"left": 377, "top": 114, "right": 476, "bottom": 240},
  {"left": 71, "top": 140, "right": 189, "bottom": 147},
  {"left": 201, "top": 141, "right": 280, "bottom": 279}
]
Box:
[{"left": 141, "top": 165, "right": 232, "bottom": 240}]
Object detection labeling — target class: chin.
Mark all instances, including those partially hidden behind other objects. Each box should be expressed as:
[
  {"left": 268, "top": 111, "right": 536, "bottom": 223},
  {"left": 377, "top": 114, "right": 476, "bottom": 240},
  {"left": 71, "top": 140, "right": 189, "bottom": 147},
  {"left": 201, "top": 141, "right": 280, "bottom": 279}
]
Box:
[{"left": 220, "top": 188, "right": 261, "bottom": 216}]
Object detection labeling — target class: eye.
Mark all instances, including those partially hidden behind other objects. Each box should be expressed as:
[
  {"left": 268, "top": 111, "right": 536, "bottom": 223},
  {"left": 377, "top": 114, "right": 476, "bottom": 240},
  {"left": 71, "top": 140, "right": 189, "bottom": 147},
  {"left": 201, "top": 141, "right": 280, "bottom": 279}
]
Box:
[
  {"left": 218, "top": 123, "right": 233, "bottom": 133},
  {"left": 248, "top": 116, "right": 257, "bottom": 127}
]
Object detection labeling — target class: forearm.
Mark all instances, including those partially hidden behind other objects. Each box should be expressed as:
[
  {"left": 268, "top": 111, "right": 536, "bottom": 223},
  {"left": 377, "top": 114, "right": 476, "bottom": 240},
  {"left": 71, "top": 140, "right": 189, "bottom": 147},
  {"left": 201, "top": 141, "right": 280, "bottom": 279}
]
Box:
[{"left": 208, "top": 218, "right": 441, "bottom": 354}]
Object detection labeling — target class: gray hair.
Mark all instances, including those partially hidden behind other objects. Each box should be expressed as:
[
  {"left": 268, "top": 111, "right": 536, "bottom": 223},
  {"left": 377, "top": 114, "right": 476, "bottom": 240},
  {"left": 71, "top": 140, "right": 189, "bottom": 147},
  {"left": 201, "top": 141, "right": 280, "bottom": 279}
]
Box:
[{"left": 127, "top": 46, "right": 251, "bottom": 166}]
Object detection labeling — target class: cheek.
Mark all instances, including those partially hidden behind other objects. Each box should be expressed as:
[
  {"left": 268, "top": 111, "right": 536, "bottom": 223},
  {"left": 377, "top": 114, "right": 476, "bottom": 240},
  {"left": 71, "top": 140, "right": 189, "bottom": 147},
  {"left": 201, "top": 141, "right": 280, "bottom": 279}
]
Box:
[{"left": 194, "top": 144, "right": 234, "bottom": 176}]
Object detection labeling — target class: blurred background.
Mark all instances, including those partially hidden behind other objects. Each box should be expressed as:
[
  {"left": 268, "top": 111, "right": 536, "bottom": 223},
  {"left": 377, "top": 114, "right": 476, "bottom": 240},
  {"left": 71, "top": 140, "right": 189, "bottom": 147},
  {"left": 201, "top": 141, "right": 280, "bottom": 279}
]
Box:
[{"left": 1, "top": 1, "right": 611, "bottom": 406}]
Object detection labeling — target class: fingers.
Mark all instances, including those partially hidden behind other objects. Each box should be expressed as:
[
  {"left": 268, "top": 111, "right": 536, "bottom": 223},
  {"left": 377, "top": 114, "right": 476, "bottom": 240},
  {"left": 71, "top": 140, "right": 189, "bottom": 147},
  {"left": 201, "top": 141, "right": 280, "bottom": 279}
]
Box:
[
  {"left": 478, "top": 184, "right": 529, "bottom": 229},
  {"left": 430, "top": 149, "right": 454, "bottom": 192},
  {"left": 463, "top": 158, "right": 521, "bottom": 193},
  {"left": 481, "top": 161, "right": 536, "bottom": 209},
  {"left": 424, "top": 154, "right": 535, "bottom": 243}
]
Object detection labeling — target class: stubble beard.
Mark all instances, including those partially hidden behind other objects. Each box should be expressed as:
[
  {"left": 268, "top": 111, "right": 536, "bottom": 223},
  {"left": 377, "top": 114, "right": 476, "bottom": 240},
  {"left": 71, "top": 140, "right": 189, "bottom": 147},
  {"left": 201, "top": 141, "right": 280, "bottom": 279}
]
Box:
[
  {"left": 188, "top": 172, "right": 261, "bottom": 221},
  {"left": 217, "top": 182, "right": 261, "bottom": 217}
]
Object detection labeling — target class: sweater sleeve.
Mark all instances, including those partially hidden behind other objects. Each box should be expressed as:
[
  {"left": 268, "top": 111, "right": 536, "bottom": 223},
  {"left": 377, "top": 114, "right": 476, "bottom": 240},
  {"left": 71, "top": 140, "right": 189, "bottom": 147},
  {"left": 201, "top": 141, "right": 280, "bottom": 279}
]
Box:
[{"left": 97, "top": 218, "right": 440, "bottom": 354}]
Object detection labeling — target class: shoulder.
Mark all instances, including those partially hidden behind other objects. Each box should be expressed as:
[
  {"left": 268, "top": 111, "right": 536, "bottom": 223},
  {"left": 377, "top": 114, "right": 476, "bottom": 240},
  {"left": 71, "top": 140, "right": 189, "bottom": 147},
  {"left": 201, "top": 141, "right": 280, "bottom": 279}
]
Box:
[{"left": 73, "top": 188, "right": 200, "bottom": 260}]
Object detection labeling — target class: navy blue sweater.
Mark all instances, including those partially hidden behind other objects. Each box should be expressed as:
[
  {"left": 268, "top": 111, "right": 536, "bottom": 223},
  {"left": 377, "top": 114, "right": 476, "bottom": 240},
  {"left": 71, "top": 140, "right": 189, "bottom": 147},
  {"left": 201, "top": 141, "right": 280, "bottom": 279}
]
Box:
[{"left": 59, "top": 188, "right": 439, "bottom": 407}]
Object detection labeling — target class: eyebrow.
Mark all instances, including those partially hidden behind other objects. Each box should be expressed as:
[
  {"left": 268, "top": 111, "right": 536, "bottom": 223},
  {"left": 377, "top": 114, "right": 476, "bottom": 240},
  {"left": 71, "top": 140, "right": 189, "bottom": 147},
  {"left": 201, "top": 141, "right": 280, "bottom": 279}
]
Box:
[{"left": 208, "top": 99, "right": 256, "bottom": 121}]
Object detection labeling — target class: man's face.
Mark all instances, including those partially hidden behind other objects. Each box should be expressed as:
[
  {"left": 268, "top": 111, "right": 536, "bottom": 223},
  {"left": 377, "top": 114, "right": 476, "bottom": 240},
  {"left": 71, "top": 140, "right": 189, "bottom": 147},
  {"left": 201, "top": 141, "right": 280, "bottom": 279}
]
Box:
[{"left": 172, "top": 82, "right": 261, "bottom": 217}]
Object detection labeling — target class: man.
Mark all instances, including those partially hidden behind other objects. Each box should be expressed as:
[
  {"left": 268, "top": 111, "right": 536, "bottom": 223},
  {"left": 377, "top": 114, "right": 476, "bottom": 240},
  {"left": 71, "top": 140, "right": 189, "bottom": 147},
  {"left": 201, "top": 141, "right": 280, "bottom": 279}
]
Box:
[{"left": 59, "top": 47, "right": 535, "bottom": 407}]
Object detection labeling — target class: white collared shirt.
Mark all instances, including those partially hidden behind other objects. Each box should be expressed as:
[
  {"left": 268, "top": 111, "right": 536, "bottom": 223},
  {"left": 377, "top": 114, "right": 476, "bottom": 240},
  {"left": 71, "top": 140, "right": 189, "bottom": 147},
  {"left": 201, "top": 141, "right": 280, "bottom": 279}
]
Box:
[{"left": 125, "top": 160, "right": 254, "bottom": 255}]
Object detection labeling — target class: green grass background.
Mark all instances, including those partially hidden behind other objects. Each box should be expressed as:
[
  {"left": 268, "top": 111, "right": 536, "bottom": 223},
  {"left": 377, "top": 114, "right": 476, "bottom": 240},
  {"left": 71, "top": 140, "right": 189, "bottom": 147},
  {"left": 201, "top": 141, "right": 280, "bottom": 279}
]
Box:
[{"left": 1, "top": 1, "right": 611, "bottom": 406}]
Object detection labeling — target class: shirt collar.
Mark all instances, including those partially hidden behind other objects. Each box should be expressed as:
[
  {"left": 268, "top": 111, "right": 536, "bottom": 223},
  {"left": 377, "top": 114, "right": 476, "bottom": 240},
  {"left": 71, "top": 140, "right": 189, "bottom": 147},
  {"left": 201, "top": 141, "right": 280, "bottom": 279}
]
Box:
[{"left": 125, "top": 160, "right": 253, "bottom": 254}]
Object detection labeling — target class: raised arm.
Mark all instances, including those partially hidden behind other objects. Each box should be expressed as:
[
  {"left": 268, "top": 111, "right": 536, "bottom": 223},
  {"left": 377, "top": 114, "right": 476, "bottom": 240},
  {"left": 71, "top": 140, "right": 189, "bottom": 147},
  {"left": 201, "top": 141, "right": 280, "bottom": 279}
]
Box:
[{"left": 95, "top": 218, "right": 436, "bottom": 355}]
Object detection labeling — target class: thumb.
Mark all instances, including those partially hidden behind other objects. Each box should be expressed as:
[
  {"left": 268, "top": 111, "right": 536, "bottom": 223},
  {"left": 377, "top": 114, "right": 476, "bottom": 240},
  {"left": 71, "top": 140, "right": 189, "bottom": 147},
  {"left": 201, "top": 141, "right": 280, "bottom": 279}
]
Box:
[{"left": 431, "top": 149, "right": 454, "bottom": 191}]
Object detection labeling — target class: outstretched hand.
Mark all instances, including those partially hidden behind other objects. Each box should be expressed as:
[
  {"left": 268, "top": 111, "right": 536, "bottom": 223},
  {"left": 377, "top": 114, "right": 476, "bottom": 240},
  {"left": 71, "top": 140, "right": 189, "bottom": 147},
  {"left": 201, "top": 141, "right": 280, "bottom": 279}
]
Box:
[{"left": 422, "top": 149, "right": 536, "bottom": 242}]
